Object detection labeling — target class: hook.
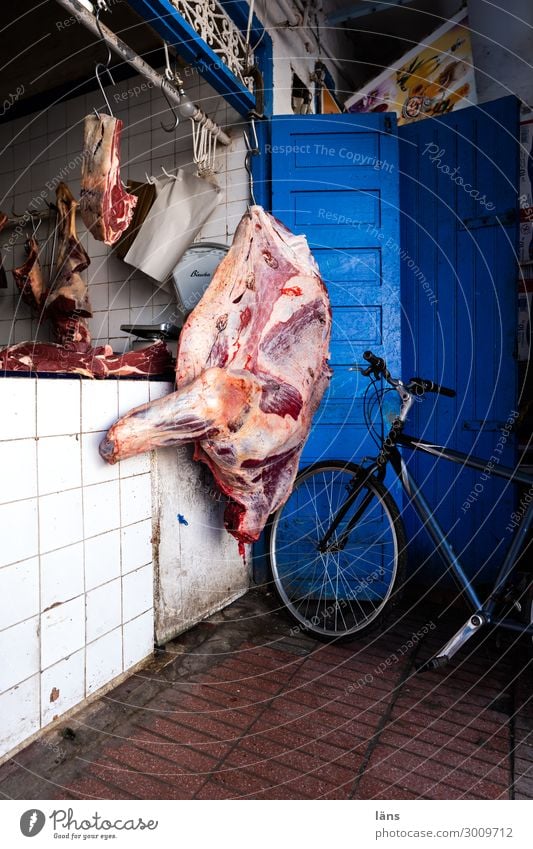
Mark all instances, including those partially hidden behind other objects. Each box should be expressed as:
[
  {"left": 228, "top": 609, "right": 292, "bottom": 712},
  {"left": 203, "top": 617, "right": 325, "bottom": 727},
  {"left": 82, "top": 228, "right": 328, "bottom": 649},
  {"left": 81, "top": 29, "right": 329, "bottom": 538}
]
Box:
[
  {"left": 160, "top": 79, "right": 179, "bottom": 132},
  {"left": 95, "top": 5, "right": 113, "bottom": 71},
  {"left": 243, "top": 117, "right": 260, "bottom": 207},
  {"left": 93, "top": 3, "right": 114, "bottom": 117},
  {"left": 94, "top": 63, "right": 115, "bottom": 117},
  {"left": 31, "top": 216, "right": 42, "bottom": 239}
]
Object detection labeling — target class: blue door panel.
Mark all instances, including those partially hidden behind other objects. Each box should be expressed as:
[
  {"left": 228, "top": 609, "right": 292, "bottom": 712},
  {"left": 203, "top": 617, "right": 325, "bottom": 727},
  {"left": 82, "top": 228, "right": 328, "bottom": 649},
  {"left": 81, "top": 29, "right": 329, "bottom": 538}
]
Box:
[
  {"left": 270, "top": 114, "right": 401, "bottom": 465},
  {"left": 400, "top": 96, "right": 519, "bottom": 583}
]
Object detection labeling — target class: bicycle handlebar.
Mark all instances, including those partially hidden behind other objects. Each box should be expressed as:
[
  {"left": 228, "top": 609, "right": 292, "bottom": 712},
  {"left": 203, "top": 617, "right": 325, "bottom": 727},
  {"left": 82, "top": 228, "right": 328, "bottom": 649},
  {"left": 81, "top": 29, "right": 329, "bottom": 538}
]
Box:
[
  {"left": 362, "top": 350, "right": 456, "bottom": 398},
  {"left": 409, "top": 377, "right": 456, "bottom": 398}
]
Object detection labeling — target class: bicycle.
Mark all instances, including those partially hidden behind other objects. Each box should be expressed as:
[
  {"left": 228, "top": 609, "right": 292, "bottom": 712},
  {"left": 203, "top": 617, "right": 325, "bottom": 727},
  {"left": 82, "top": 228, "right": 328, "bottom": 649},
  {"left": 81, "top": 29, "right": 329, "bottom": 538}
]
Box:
[{"left": 268, "top": 350, "right": 533, "bottom": 668}]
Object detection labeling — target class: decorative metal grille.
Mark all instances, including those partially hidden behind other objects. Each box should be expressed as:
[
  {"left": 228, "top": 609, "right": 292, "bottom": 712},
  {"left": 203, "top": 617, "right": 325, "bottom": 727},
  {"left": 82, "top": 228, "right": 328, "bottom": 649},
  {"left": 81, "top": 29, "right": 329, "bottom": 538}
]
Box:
[{"left": 170, "top": 1, "right": 253, "bottom": 89}]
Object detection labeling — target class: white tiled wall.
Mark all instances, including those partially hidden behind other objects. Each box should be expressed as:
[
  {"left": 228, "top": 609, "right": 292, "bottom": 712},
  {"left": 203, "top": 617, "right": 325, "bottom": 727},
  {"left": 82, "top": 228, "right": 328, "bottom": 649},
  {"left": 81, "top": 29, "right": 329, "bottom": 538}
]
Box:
[
  {"left": 0, "top": 67, "right": 250, "bottom": 351},
  {"left": 0, "top": 375, "right": 172, "bottom": 760}
]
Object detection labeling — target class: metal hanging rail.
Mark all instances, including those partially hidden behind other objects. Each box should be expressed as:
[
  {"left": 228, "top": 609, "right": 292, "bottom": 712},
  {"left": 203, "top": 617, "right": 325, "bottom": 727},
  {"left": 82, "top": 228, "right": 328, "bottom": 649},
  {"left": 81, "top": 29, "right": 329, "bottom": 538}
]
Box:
[{"left": 53, "top": 0, "right": 231, "bottom": 145}]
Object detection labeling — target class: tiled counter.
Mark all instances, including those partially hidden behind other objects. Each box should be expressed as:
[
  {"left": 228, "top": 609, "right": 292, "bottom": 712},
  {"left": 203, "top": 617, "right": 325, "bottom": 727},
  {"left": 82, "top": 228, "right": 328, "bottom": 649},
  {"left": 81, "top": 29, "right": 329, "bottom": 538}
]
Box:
[{"left": 0, "top": 376, "right": 170, "bottom": 761}]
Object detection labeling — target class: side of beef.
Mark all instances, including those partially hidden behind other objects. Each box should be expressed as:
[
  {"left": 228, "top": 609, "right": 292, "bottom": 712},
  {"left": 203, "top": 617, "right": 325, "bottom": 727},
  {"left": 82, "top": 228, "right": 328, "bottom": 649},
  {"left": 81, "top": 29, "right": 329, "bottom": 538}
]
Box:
[{"left": 79, "top": 113, "right": 137, "bottom": 246}]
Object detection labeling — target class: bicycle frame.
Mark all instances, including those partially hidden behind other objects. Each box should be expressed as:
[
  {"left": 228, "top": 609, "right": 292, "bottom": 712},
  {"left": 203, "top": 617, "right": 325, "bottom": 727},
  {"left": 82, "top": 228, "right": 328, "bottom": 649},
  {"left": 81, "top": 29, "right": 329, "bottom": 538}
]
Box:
[
  {"left": 316, "top": 431, "right": 533, "bottom": 636},
  {"left": 386, "top": 434, "right": 533, "bottom": 636}
]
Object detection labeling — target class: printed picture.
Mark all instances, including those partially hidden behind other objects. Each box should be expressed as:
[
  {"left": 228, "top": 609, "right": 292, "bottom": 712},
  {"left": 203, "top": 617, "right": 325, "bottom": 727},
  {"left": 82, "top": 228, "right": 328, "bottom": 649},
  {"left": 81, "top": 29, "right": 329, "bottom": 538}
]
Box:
[{"left": 345, "top": 9, "right": 477, "bottom": 125}]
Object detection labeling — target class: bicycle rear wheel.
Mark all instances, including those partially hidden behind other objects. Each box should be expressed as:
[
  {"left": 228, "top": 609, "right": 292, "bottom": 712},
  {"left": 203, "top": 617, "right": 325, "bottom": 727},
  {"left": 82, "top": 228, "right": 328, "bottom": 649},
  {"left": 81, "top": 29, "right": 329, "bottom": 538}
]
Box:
[{"left": 268, "top": 461, "right": 407, "bottom": 641}]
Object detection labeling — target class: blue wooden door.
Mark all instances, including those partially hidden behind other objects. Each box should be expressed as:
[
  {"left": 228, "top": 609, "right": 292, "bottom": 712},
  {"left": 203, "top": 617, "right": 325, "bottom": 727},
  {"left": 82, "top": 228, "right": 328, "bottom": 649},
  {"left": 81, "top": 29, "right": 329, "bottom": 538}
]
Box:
[
  {"left": 399, "top": 97, "right": 519, "bottom": 583},
  {"left": 267, "top": 114, "right": 401, "bottom": 464}
]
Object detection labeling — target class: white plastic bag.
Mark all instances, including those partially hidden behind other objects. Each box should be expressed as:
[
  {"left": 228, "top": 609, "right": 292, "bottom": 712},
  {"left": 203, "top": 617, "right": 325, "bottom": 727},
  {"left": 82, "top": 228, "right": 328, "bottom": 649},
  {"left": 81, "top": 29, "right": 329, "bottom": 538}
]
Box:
[{"left": 124, "top": 168, "right": 222, "bottom": 284}]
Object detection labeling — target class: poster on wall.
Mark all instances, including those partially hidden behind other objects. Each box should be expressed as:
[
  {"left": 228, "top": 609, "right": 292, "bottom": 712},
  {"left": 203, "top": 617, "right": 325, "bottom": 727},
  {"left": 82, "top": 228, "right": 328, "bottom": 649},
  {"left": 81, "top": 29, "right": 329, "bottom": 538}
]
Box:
[{"left": 345, "top": 9, "right": 477, "bottom": 125}]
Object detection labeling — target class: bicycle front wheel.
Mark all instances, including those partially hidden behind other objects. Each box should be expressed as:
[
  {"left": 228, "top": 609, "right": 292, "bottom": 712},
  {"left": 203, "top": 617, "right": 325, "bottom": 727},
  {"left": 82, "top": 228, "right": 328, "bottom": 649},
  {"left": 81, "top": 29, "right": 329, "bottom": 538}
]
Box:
[{"left": 268, "top": 461, "right": 407, "bottom": 640}]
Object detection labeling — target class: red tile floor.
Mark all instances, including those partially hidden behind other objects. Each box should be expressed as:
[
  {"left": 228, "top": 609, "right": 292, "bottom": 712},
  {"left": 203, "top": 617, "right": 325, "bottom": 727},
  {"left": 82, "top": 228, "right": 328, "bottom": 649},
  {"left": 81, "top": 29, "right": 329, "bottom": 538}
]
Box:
[{"left": 0, "top": 589, "right": 531, "bottom": 800}]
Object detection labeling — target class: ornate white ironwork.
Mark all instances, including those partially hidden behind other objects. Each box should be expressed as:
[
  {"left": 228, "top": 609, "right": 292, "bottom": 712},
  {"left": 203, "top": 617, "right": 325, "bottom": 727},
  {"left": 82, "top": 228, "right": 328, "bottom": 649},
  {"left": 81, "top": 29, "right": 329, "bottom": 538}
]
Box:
[{"left": 170, "top": 1, "right": 253, "bottom": 89}]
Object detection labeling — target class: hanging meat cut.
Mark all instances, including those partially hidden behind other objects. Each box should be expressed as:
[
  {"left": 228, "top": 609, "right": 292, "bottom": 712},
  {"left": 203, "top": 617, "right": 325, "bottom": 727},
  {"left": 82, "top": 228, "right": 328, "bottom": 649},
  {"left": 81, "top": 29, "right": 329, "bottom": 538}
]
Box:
[
  {"left": 80, "top": 113, "right": 137, "bottom": 245},
  {"left": 13, "top": 235, "right": 46, "bottom": 312},
  {"left": 100, "top": 206, "right": 332, "bottom": 548},
  {"left": 0, "top": 182, "right": 172, "bottom": 380},
  {"left": 45, "top": 182, "right": 92, "bottom": 348}
]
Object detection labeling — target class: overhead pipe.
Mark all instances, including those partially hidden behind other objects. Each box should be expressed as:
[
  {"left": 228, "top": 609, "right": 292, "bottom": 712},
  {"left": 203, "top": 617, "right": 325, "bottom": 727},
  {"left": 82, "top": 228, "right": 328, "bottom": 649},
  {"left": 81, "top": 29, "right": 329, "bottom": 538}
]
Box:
[{"left": 53, "top": 0, "right": 231, "bottom": 145}]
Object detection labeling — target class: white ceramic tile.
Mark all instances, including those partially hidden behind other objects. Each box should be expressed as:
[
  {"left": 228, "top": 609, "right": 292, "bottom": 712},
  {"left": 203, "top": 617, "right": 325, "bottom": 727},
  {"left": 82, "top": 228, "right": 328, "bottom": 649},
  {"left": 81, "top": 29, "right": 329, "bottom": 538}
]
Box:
[
  {"left": 41, "top": 595, "right": 85, "bottom": 670},
  {"left": 0, "top": 675, "right": 40, "bottom": 757},
  {"left": 0, "top": 378, "right": 35, "bottom": 440},
  {"left": 122, "top": 563, "right": 153, "bottom": 622},
  {"left": 0, "top": 616, "right": 40, "bottom": 693},
  {"left": 130, "top": 278, "right": 153, "bottom": 308},
  {"left": 121, "top": 519, "right": 152, "bottom": 575},
  {"left": 90, "top": 258, "right": 110, "bottom": 285},
  {"left": 149, "top": 380, "right": 173, "bottom": 401},
  {"left": 38, "top": 434, "right": 82, "bottom": 495},
  {"left": 41, "top": 543, "right": 84, "bottom": 611},
  {"left": 0, "top": 498, "right": 38, "bottom": 568},
  {"left": 119, "top": 451, "right": 151, "bottom": 478},
  {"left": 0, "top": 558, "right": 39, "bottom": 630},
  {"left": 89, "top": 312, "right": 109, "bottom": 342},
  {"left": 36, "top": 378, "right": 80, "bottom": 436},
  {"left": 83, "top": 480, "right": 120, "bottom": 538},
  {"left": 81, "top": 430, "right": 118, "bottom": 486},
  {"left": 85, "top": 529, "right": 121, "bottom": 591},
  {"left": 86, "top": 627, "right": 123, "bottom": 695},
  {"left": 120, "top": 474, "right": 152, "bottom": 526},
  {"left": 118, "top": 380, "right": 150, "bottom": 417},
  {"left": 108, "top": 281, "right": 130, "bottom": 311},
  {"left": 41, "top": 649, "right": 85, "bottom": 726},
  {"left": 108, "top": 309, "right": 131, "bottom": 339},
  {"left": 81, "top": 380, "right": 118, "bottom": 433},
  {"left": 123, "top": 610, "right": 154, "bottom": 670},
  {"left": 0, "top": 439, "right": 37, "bottom": 504},
  {"left": 39, "top": 488, "right": 83, "bottom": 554},
  {"left": 86, "top": 577, "right": 122, "bottom": 642},
  {"left": 89, "top": 283, "right": 109, "bottom": 312}
]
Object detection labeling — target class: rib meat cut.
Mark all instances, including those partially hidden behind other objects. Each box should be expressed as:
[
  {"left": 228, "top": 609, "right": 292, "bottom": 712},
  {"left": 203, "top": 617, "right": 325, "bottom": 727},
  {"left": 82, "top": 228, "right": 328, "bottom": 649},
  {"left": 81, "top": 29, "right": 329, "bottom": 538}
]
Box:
[
  {"left": 100, "top": 206, "right": 332, "bottom": 548},
  {"left": 80, "top": 113, "right": 137, "bottom": 245},
  {"left": 0, "top": 339, "right": 173, "bottom": 379}
]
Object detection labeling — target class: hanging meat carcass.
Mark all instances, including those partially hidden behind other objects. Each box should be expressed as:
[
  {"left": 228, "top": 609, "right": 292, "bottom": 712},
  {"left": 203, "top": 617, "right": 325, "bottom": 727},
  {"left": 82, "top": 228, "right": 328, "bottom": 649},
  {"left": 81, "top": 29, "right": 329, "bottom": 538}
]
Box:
[
  {"left": 99, "top": 206, "right": 332, "bottom": 549},
  {"left": 45, "top": 182, "right": 92, "bottom": 349},
  {"left": 13, "top": 235, "right": 46, "bottom": 312},
  {"left": 80, "top": 113, "right": 137, "bottom": 245}
]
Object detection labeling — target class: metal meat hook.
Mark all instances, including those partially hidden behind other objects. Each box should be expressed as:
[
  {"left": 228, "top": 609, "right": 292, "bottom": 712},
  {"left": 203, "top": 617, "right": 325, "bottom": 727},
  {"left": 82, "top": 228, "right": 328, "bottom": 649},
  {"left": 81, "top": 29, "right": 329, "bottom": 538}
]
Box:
[
  {"left": 159, "top": 41, "right": 179, "bottom": 132},
  {"left": 160, "top": 79, "right": 179, "bottom": 133},
  {"left": 93, "top": 3, "right": 115, "bottom": 117},
  {"left": 243, "top": 118, "right": 260, "bottom": 207}
]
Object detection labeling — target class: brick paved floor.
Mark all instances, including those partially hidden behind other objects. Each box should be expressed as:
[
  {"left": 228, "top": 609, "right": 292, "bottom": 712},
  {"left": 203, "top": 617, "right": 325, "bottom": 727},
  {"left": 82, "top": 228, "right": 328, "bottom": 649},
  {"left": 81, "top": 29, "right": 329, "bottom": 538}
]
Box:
[{"left": 0, "top": 589, "right": 531, "bottom": 800}]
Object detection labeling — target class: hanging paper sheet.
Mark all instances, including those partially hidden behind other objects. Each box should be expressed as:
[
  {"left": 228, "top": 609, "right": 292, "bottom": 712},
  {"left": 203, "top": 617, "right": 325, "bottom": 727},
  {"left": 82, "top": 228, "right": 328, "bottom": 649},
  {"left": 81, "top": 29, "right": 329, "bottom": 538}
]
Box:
[{"left": 345, "top": 9, "right": 476, "bottom": 125}]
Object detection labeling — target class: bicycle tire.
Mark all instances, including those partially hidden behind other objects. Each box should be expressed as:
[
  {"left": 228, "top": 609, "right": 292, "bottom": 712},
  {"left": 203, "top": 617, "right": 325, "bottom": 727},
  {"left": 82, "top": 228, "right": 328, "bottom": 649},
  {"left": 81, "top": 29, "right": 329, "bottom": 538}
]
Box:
[{"left": 267, "top": 460, "right": 407, "bottom": 641}]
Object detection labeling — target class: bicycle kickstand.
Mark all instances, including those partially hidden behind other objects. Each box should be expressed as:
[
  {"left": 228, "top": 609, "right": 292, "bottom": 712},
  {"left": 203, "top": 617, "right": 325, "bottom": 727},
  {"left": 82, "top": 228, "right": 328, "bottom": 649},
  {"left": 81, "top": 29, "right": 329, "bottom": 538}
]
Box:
[{"left": 415, "top": 613, "right": 487, "bottom": 673}]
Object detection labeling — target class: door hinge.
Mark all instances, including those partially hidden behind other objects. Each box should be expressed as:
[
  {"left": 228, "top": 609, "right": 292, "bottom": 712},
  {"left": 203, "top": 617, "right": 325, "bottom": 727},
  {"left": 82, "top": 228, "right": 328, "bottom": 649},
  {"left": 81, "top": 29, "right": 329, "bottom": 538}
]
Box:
[{"left": 460, "top": 208, "right": 517, "bottom": 230}]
